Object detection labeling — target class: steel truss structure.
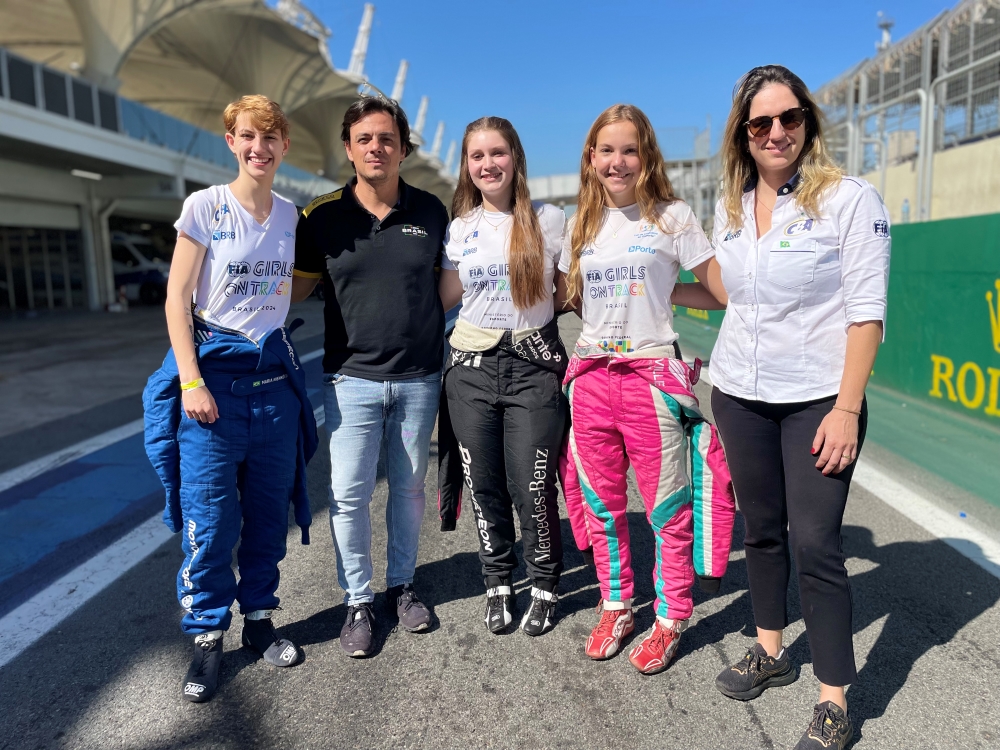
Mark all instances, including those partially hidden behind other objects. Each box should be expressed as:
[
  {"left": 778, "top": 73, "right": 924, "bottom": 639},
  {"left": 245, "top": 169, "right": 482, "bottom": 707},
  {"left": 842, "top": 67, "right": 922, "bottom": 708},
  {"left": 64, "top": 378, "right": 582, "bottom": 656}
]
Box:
[{"left": 816, "top": 0, "right": 1000, "bottom": 221}]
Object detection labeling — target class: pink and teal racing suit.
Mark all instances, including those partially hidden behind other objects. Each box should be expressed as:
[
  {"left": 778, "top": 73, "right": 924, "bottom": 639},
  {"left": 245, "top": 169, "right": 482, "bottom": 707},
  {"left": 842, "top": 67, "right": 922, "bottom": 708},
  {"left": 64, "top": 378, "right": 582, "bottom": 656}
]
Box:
[{"left": 560, "top": 353, "right": 735, "bottom": 621}]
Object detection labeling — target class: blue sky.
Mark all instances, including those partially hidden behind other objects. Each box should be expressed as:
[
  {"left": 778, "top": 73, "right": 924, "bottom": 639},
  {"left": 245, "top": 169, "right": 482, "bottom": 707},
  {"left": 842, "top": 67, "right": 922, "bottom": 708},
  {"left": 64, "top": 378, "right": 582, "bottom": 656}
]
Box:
[{"left": 312, "top": 0, "right": 952, "bottom": 176}]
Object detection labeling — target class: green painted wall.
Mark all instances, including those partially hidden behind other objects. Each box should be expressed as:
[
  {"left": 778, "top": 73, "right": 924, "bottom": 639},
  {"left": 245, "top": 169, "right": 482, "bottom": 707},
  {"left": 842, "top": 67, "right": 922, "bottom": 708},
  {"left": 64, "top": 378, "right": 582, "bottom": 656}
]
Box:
[{"left": 675, "top": 213, "right": 1000, "bottom": 427}]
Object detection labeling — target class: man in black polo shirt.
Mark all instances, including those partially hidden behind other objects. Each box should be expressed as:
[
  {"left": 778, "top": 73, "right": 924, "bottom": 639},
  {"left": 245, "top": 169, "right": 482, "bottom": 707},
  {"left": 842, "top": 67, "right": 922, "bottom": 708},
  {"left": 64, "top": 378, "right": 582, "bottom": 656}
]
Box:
[{"left": 291, "top": 97, "right": 448, "bottom": 658}]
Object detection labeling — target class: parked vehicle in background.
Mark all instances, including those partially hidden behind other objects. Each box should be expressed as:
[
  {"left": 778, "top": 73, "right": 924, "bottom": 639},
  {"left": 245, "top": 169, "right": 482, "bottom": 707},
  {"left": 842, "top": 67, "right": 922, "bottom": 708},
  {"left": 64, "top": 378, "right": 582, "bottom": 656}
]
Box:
[{"left": 111, "top": 232, "right": 172, "bottom": 305}]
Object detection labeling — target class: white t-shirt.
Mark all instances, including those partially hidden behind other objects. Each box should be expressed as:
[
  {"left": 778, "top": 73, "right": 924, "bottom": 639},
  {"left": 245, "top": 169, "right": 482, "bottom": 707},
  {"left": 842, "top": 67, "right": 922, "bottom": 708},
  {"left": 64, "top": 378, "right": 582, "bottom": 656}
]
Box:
[
  {"left": 558, "top": 200, "right": 714, "bottom": 356},
  {"left": 174, "top": 184, "right": 299, "bottom": 342},
  {"left": 442, "top": 202, "right": 565, "bottom": 330}
]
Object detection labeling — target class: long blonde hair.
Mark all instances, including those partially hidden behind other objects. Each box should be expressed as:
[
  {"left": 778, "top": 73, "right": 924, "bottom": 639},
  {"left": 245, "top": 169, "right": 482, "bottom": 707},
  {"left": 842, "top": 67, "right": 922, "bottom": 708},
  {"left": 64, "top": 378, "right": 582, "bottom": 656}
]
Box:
[
  {"left": 720, "top": 65, "right": 842, "bottom": 231},
  {"left": 451, "top": 117, "right": 545, "bottom": 310},
  {"left": 565, "top": 104, "right": 677, "bottom": 307}
]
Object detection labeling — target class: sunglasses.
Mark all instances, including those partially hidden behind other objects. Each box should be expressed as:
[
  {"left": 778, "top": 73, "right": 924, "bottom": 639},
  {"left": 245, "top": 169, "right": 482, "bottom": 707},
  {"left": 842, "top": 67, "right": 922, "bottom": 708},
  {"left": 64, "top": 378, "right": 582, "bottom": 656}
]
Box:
[{"left": 744, "top": 107, "right": 809, "bottom": 138}]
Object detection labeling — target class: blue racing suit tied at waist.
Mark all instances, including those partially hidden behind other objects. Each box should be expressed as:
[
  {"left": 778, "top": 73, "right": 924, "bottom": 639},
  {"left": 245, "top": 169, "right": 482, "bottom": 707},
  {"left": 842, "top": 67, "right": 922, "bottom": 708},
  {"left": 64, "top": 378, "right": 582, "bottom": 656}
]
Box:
[{"left": 142, "top": 317, "right": 318, "bottom": 544}]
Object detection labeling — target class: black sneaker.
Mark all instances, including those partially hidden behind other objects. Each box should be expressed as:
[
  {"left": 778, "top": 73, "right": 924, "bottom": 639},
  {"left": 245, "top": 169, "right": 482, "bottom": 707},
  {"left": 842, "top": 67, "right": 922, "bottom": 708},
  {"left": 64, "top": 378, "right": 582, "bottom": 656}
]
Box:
[
  {"left": 794, "top": 701, "right": 854, "bottom": 750},
  {"left": 241, "top": 610, "right": 302, "bottom": 667},
  {"left": 182, "top": 631, "right": 223, "bottom": 703},
  {"left": 520, "top": 587, "right": 557, "bottom": 636},
  {"left": 386, "top": 584, "right": 432, "bottom": 632},
  {"left": 716, "top": 643, "right": 797, "bottom": 700},
  {"left": 484, "top": 586, "right": 514, "bottom": 634},
  {"left": 340, "top": 603, "right": 375, "bottom": 658}
]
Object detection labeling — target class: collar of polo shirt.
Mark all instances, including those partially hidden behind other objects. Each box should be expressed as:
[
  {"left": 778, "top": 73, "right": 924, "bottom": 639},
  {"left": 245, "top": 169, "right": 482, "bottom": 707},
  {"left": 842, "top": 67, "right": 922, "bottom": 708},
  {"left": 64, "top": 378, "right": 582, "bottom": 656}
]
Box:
[{"left": 743, "top": 171, "right": 801, "bottom": 196}]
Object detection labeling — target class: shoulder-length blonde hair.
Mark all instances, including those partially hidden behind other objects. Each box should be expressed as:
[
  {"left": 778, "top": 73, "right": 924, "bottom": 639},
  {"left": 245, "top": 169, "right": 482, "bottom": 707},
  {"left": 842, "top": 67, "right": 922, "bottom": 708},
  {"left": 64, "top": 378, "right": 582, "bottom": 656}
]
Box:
[
  {"left": 565, "top": 104, "right": 677, "bottom": 307},
  {"left": 720, "top": 65, "right": 842, "bottom": 231},
  {"left": 451, "top": 116, "right": 545, "bottom": 310}
]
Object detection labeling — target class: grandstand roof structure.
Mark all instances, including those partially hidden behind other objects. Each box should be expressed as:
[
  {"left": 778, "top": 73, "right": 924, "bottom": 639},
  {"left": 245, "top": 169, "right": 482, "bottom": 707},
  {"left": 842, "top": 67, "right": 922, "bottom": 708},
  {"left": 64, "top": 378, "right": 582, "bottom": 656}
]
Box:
[{"left": 0, "top": 0, "right": 456, "bottom": 204}]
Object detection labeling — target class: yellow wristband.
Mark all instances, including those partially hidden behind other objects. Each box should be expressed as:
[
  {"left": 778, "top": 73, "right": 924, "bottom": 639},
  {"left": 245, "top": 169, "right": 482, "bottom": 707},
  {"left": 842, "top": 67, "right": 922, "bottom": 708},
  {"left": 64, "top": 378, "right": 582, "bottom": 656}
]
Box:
[{"left": 180, "top": 378, "right": 205, "bottom": 391}]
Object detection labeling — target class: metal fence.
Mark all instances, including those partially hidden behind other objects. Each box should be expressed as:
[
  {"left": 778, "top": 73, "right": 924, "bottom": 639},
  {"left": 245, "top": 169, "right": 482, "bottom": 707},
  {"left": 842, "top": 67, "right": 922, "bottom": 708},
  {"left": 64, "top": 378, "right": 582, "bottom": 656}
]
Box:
[{"left": 815, "top": 0, "right": 1000, "bottom": 221}]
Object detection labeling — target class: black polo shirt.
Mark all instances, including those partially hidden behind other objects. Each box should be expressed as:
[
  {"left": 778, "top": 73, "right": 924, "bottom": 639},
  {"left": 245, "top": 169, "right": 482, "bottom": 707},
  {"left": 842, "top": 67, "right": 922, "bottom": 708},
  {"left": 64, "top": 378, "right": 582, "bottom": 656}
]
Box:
[{"left": 293, "top": 178, "right": 449, "bottom": 379}]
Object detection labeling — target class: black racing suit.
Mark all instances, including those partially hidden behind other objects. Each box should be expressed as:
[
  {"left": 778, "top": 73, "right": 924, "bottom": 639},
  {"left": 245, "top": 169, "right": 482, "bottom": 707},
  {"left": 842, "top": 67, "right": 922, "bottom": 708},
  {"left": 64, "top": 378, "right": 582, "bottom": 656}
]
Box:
[{"left": 442, "top": 319, "right": 568, "bottom": 592}]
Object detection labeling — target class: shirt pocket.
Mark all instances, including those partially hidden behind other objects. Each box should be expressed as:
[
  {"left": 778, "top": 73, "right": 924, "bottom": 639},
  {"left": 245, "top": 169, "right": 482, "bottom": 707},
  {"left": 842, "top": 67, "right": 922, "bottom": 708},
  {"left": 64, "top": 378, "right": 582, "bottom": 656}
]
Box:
[{"left": 766, "top": 239, "right": 817, "bottom": 289}]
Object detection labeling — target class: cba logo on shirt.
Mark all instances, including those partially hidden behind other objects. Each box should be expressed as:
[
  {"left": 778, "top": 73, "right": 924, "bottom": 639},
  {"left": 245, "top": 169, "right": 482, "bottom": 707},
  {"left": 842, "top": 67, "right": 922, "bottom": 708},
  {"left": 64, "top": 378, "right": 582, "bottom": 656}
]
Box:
[
  {"left": 468, "top": 265, "right": 484, "bottom": 279},
  {"left": 784, "top": 218, "right": 814, "bottom": 236},
  {"left": 213, "top": 231, "right": 235, "bottom": 241},
  {"left": 464, "top": 230, "right": 479, "bottom": 244},
  {"left": 213, "top": 203, "right": 230, "bottom": 224}
]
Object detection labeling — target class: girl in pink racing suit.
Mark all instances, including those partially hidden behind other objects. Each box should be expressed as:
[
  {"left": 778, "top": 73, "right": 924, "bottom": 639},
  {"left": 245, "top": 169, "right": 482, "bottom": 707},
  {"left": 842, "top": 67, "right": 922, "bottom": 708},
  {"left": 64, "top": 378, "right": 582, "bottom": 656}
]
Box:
[{"left": 557, "top": 104, "right": 735, "bottom": 674}]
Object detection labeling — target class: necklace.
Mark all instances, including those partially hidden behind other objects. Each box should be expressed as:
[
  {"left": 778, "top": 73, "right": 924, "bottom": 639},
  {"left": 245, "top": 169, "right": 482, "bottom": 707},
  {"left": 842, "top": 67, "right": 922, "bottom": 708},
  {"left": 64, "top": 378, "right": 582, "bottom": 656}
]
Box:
[
  {"left": 481, "top": 211, "right": 511, "bottom": 231},
  {"left": 608, "top": 212, "right": 630, "bottom": 238},
  {"left": 756, "top": 195, "right": 775, "bottom": 213}
]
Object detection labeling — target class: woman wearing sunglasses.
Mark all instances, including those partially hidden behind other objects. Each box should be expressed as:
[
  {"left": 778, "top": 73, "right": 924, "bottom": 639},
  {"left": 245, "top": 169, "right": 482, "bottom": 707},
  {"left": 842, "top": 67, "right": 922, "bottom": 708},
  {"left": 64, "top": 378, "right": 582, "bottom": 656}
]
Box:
[
  {"left": 558, "top": 104, "right": 736, "bottom": 674},
  {"left": 703, "top": 65, "right": 890, "bottom": 750}
]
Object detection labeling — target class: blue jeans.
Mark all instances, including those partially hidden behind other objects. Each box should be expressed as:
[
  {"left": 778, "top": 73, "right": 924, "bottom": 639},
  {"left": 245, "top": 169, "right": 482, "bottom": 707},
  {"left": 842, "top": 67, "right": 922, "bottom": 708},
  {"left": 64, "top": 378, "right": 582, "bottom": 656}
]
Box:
[{"left": 323, "top": 371, "right": 441, "bottom": 605}]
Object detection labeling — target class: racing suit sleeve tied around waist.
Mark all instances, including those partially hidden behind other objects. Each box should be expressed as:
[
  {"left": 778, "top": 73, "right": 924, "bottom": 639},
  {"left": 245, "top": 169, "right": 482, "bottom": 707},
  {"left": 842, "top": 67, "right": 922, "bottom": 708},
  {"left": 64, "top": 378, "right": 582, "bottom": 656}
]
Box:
[
  {"left": 558, "top": 354, "right": 736, "bottom": 591},
  {"left": 437, "top": 318, "right": 568, "bottom": 532},
  {"left": 142, "top": 318, "right": 318, "bottom": 544}
]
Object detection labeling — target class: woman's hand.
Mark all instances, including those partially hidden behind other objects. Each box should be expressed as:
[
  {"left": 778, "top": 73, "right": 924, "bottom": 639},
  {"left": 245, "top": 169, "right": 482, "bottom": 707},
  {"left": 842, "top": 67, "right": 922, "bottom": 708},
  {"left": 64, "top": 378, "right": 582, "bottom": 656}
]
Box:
[
  {"left": 183, "top": 387, "right": 219, "bottom": 423},
  {"left": 811, "top": 408, "right": 859, "bottom": 475}
]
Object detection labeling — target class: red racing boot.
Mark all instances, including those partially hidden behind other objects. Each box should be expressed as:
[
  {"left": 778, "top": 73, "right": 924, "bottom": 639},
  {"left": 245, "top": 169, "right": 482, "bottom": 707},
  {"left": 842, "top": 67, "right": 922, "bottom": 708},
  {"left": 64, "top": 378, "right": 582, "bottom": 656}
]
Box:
[
  {"left": 585, "top": 601, "right": 635, "bottom": 660},
  {"left": 628, "top": 618, "right": 686, "bottom": 675}
]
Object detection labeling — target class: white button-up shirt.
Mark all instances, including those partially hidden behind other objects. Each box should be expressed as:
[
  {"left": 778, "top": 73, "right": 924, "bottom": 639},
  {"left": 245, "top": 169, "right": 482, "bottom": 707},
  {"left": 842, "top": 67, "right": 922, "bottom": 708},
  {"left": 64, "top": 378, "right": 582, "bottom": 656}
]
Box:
[{"left": 709, "top": 175, "right": 891, "bottom": 403}]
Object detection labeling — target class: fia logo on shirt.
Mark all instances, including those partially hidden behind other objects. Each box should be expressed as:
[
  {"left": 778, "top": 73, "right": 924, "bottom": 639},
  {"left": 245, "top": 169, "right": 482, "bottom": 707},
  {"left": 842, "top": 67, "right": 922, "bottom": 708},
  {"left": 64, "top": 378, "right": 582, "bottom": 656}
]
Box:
[
  {"left": 213, "top": 203, "right": 231, "bottom": 224},
  {"left": 873, "top": 220, "right": 889, "bottom": 238},
  {"left": 468, "top": 266, "right": 485, "bottom": 279},
  {"left": 585, "top": 270, "right": 602, "bottom": 283}
]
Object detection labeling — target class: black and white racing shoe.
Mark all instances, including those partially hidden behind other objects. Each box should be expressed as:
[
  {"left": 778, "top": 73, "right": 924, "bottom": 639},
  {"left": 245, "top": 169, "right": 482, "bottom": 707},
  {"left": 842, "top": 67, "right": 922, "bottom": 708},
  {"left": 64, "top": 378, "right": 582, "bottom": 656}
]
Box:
[
  {"left": 520, "top": 587, "right": 557, "bottom": 637},
  {"left": 242, "top": 610, "right": 302, "bottom": 667},
  {"left": 484, "top": 586, "right": 514, "bottom": 634},
  {"left": 182, "top": 631, "right": 223, "bottom": 703}
]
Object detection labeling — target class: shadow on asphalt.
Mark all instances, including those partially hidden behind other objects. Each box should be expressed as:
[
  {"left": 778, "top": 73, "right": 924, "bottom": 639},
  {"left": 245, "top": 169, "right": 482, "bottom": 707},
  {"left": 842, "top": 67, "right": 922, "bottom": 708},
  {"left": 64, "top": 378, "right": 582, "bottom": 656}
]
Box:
[{"left": 690, "top": 518, "right": 1000, "bottom": 741}]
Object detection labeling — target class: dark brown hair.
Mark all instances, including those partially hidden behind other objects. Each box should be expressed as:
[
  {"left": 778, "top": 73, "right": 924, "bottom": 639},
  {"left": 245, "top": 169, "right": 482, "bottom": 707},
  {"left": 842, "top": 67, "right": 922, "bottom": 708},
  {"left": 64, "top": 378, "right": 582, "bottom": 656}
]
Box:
[{"left": 340, "top": 96, "right": 413, "bottom": 156}]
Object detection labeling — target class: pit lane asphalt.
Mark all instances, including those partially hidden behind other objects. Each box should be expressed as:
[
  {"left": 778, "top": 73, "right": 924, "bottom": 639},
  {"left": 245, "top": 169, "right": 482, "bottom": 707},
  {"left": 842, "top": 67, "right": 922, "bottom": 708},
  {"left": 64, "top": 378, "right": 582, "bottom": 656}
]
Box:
[{"left": 1, "top": 311, "right": 998, "bottom": 750}]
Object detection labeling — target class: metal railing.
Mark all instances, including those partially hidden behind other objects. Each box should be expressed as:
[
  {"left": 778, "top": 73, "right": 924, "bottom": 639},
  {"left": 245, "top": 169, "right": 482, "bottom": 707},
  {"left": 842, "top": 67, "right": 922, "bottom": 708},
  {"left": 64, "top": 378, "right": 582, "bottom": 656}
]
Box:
[{"left": 815, "top": 0, "right": 1000, "bottom": 221}]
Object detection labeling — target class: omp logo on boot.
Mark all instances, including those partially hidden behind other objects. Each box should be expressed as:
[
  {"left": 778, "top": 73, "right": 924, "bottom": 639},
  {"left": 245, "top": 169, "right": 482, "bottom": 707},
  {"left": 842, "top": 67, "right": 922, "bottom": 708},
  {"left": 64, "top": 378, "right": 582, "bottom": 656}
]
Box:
[
  {"left": 279, "top": 645, "right": 297, "bottom": 662},
  {"left": 928, "top": 278, "right": 1000, "bottom": 418},
  {"left": 184, "top": 683, "right": 205, "bottom": 696}
]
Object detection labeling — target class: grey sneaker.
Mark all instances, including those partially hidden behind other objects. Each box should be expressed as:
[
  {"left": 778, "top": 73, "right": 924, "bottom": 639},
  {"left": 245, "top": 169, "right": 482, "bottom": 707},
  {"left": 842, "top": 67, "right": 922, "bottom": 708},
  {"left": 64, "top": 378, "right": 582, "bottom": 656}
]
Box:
[
  {"left": 716, "top": 643, "right": 797, "bottom": 700},
  {"left": 794, "top": 701, "right": 854, "bottom": 750},
  {"left": 340, "top": 603, "right": 375, "bottom": 658},
  {"left": 387, "top": 584, "right": 432, "bottom": 632}
]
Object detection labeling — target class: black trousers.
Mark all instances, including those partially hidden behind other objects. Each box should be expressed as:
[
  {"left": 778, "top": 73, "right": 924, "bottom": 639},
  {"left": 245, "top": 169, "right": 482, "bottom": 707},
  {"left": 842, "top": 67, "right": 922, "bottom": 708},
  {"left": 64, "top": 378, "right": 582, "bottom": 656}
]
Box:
[
  {"left": 444, "top": 347, "right": 566, "bottom": 592},
  {"left": 711, "top": 387, "right": 868, "bottom": 686}
]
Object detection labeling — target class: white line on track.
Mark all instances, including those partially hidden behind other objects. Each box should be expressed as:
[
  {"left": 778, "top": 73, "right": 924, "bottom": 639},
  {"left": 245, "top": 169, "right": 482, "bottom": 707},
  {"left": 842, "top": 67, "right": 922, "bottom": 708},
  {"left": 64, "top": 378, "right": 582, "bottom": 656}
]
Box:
[
  {"left": 0, "top": 349, "right": 324, "bottom": 494},
  {"left": 0, "top": 348, "right": 325, "bottom": 669},
  {"left": 0, "top": 515, "right": 174, "bottom": 669},
  {"left": 2, "top": 354, "right": 995, "bottom": 670}
]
